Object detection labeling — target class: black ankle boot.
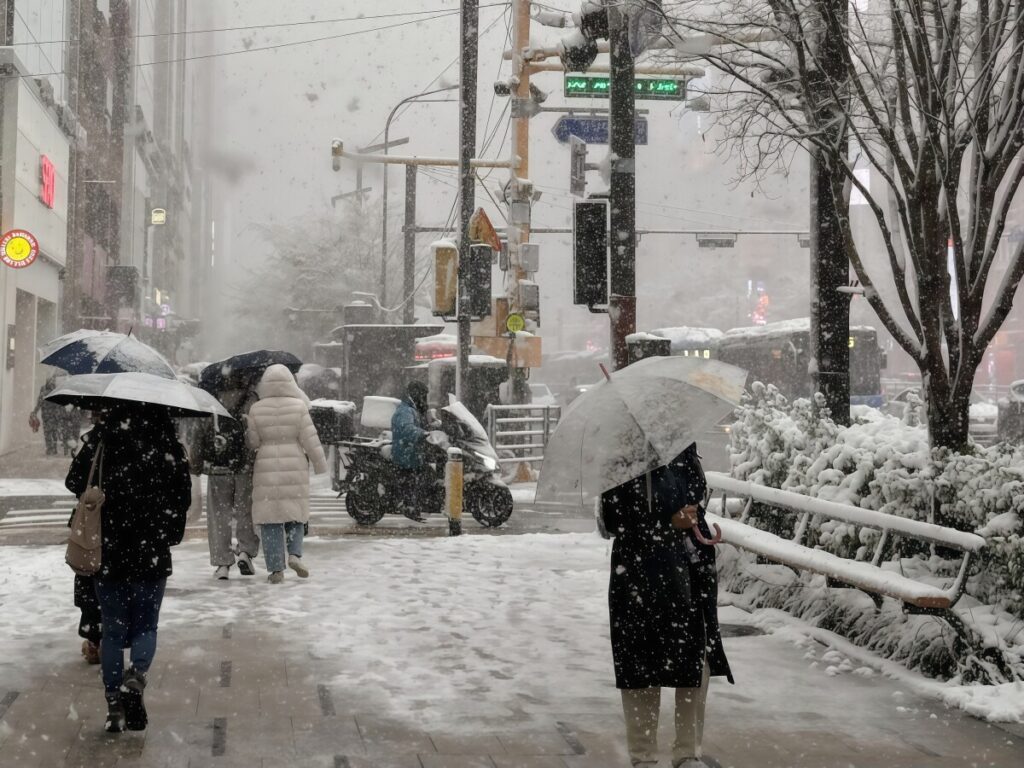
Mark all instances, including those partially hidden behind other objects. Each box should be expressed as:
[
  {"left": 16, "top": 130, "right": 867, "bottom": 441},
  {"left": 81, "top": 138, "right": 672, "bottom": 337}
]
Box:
[
  {"left": 104, "top": 692, "right": 125, "bottom": 733},
  {"left": 122, "top": 667, "right": 148, "bottom": 731}
]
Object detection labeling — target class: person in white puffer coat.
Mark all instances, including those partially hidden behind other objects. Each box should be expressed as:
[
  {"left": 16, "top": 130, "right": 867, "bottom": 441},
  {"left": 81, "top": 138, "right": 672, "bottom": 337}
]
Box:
[{"left": 245, "top": 364, "right": 328, "bottom": 583}]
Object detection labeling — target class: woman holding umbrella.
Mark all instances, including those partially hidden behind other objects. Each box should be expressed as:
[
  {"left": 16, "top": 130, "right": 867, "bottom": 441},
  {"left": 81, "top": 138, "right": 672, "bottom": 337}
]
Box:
[
  {"left": 51, "top": 371, "right": 226, "bottom": 734},
  {"left": 535, "top": 357, "right": 747, "bottom": 768},
  {"left": 601, "top": 444, "right": 733, "bottom": 768},
  {"left": 65, "top": 404, "right": 192, "bottom": 733}
]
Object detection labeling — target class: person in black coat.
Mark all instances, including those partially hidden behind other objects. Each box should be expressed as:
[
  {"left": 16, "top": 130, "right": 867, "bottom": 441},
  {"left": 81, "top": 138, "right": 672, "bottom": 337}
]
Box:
[
  {"left": 600, "top": 443, "right": 733, "bottom": 768},
  {"left": 65, "top": 404, "right": 191, "bottom": 734}
]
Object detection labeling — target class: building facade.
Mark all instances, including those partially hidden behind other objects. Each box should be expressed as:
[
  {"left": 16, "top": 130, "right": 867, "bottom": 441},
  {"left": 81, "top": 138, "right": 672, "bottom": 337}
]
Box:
[
  {"left": 0, "top": 0, "right": 76, "bottom": 452},
  {"left": 0, "top": 0, "right": 208, "bottom": 454}
]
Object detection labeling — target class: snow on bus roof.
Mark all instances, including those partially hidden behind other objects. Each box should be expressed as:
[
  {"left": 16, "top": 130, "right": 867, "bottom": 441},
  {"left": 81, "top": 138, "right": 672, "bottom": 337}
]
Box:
[
  {"left": 723, "top": 317, "right": 877, "bottom": 340},
  {"left": 416, "top": 333, "right": 458, "bottom": 346},
  {"left": 429, "top": 354, "right": 506, "bottom": 367},
  {"left": 650, "top": 327, "right": 724, "bottom": 348}
]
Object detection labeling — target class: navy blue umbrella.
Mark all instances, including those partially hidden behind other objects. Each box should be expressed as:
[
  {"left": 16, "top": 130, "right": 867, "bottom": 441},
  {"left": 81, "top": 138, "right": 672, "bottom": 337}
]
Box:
[
  {"left": 39, "top": 330, "right": 176, "bottom": 378},
  {"left": 199, "top": 350, "right": 302, "bottom": 394}
]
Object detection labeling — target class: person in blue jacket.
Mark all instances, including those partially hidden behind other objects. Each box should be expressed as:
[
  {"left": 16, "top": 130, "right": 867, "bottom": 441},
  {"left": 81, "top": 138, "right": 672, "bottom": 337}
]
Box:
[{"left": 390, "top": 381, "right": 433, "bottom": 521}]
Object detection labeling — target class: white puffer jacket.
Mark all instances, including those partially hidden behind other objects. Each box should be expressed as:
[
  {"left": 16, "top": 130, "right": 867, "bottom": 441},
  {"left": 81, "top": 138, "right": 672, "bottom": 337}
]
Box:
[{"left": 246, "top": 364, "right": 328, "bottom": 525}]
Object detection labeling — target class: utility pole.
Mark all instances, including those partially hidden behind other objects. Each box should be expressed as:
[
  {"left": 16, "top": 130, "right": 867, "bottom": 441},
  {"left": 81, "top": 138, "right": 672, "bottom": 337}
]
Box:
[
  {"left": 503, "top": 0, "right": 533, "bottom": 404},
  {"left": 456, "top": 0, "right": 479, "bottom": 400},
  {"left": 607, "top": 4, "right": 637, "bottom": 371},
  {"left": 808, "top": 0, "right": 851, "bottom": 425},
  {"left": 403, "top": 165, "right": 417, "bottom": 323}
]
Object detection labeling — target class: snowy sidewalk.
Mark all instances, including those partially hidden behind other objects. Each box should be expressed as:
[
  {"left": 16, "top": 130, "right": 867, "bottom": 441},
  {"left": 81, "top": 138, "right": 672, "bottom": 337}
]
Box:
[{"left": 0, "top": 535, "right": 1021, "bottom": 768}]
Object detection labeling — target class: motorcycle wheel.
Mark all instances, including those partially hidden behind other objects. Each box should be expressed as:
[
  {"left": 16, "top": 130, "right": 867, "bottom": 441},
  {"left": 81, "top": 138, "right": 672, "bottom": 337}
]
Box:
[
  {"left": 345, "top": 479, "right": 386, "bottom": 526},
  {"left": 467, "top": 482, "right": 514, "bottom": 528}
]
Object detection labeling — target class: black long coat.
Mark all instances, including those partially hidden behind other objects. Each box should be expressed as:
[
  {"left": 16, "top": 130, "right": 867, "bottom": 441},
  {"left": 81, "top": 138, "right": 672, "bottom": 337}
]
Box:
[
  {"left": 602, "top": 444, "right": 733, "bottom": 689},
  {"left": 66, "top": 407, "right": 191, "bottom": 582}
]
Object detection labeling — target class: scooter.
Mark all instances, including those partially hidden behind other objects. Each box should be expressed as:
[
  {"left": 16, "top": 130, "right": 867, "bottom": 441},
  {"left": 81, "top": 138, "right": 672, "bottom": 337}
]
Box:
[{"left": 338, "top": 399, "right": 514, "bottom": 528}]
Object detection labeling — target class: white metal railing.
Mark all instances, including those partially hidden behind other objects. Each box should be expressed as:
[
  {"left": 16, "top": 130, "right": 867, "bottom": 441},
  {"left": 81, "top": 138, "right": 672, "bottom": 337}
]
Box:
[
  {"left": 485, "top": 404, "right": 561, "bottom": 465},
  {"left": 704, "top": 471, "right": 985, "bottom": 610}
]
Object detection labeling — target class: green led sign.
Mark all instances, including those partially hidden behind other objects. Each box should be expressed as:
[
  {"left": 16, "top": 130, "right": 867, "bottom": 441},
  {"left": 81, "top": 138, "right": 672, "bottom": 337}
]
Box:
[{"left": 564, "top": 75, "right": 687, "bottom": 101}]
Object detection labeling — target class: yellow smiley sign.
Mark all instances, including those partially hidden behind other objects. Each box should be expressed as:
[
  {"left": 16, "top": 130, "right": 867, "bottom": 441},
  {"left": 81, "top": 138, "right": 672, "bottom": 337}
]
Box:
[
  {"left": 1, "top": 230, "right": 39, "bottom": 269},
  {"left": 505, "top": 313, "right": 526, "bottom": 334}
]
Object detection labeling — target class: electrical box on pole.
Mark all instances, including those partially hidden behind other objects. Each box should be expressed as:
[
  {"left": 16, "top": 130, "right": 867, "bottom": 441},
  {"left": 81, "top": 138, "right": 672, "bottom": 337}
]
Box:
[
  {"left": 573, "top": 199, "right": 609, "bottom": 307},
  {"left": 433, "top": 241, "right": 458, "bottom": 317},
  {"left": 570, "top": 136, "right": 587, "bottom": 197}
]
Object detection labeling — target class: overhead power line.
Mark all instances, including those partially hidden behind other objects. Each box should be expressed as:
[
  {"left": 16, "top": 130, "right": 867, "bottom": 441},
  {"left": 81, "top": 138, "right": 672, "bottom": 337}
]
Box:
[
  {"left": 5, "top": 4, "right": 508, "bottom": 47},
  {"left": 4, "top": 9, "right": 486, "bottom": 79}
]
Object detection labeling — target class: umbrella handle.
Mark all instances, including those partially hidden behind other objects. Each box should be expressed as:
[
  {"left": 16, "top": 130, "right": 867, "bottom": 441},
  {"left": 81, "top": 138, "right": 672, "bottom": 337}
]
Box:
[{"left": 693, "top": 522, "right": 722, "bottom": 546}]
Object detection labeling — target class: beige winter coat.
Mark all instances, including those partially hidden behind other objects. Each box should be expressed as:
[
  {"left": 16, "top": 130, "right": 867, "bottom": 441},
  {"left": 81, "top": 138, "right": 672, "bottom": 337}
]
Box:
[{"left": 246, "top": 364, "right": 328, "bottom": 525}]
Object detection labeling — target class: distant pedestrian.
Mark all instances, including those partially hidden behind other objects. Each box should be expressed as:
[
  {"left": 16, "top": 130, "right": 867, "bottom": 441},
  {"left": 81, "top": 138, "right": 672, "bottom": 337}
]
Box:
[
  {"left": 245, "top": 364, "right": 327, "bottom": 583},
  {"left": 190, "top": 388, "right": 260, "bottom": 579},
  {"left": 65, "top": 404, "right": 191, "bottom": 733},
  {"left": 600, "top": 443, "right": 733, "bottom": 768},
  {"left": 29, "top": 374, "right": 64, "bottom": 455}
]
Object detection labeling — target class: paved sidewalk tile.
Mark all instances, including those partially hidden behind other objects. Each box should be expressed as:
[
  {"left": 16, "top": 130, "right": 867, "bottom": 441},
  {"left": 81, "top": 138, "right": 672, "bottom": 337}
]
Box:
[
  {"left": 357, "top": 715, "right": 438, "bottom": 756},
  {"left": 419, "top": 754, "right": 497, "bottom": 768},
  {"left": 495, "top": 729, "right": 578, "bottom": 757},
  {"left": 492, "top": 758, "right": 568, "bottom": 768},
  {"left": 428, "top": 732, "right": 506, "bottom": 756}
]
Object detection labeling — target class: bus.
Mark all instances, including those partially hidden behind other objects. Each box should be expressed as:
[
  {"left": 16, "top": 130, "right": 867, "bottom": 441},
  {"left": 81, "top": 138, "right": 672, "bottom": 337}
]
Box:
[{"left": 715, "top": 318, "right": 885, "bottom": 407}]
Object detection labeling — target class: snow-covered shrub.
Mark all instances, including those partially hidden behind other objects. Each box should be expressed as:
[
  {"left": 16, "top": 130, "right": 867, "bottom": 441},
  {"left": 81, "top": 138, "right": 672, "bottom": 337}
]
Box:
[{"left": 724, "top": 385, "right": 1024, "bottom": 680}]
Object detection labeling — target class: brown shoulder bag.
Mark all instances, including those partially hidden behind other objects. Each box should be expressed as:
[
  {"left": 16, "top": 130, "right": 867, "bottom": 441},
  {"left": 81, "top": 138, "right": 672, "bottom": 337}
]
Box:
[{"left": 66, "top": 443, "right": 104, "bottom": 576}]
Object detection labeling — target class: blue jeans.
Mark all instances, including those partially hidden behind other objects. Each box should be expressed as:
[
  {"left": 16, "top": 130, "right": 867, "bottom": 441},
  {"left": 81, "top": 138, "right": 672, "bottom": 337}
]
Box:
[
  {"left": 261, "top": 522, "right": 304, "bottom": 572},
  {"left": 93, "top": 579, "right": 166, "bottom": 693}
]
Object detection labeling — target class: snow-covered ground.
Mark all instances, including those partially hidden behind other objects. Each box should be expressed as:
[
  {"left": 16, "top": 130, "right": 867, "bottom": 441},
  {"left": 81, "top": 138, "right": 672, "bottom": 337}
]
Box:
[
  {"left": 0, "top": 478, "right": 70, "bottom": 496},
  {"left": 0, "top": 533, "right": 1021, "bottom": 728}
]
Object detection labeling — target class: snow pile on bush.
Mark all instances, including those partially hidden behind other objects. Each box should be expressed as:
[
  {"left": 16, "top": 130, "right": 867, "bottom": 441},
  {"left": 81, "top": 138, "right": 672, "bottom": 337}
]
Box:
[{"left": 723, "top": 383, "right": 1024, "bottom": 682}]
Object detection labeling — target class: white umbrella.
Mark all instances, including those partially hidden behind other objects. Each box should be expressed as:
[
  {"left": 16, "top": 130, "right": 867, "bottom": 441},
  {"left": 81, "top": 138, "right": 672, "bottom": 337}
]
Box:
[
  {"left": 536, "top": 356, "right": 747, "bottom": 511},
  {"left": 45, "top": 372, "right": 231, "bottom": 418}
]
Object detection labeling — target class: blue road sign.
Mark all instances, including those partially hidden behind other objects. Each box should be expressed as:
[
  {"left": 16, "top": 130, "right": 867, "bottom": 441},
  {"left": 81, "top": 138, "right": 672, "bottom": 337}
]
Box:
[{"left": 551, "top": 115, "right": 649, "bottom": 145}]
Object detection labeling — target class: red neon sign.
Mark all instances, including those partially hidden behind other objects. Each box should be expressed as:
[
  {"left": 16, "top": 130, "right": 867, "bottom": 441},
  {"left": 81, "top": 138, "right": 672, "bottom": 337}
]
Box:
[{"left": 39, "top": 155, "right": 55, "bottom": 209}]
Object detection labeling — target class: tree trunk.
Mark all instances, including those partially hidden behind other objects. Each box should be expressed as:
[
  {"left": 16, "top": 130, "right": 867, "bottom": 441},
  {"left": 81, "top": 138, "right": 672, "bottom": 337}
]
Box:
[
  {"left": 810, "top": 152, "right": 851, "bottom": 426},
  {"left": 925, "top": 381, "right": 972, "bottom": 452}
]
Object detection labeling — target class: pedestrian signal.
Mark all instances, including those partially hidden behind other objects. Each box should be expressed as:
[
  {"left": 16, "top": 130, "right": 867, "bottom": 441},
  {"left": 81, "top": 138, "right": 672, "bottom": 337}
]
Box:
[
  {"left": 466, "top": 244, "right": 493, "bottom": 318},
  {"left": 573, "top": 200, "right": 608, "bottom": 306}
]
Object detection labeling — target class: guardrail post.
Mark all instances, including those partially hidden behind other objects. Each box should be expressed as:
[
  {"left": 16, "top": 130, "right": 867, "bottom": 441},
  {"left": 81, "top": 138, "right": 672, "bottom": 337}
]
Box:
[{"left": 446, "top": 447, "right": 463, "bottom": 537}]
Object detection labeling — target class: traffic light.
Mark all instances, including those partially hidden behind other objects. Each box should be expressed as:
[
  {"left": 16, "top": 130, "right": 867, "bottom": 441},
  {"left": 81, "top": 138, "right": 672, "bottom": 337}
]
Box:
[
  {"left": 466, "top": 244, "right": 493, "bottom": 318},
  {"left": 573, "top": 199, "right": 608, "bottom": 306},
  {"left": 433, "top": 241, "right": 458, "bottom": 317},
  {"left": 558, "top": 3, "right": 609, "bottom": 72}
]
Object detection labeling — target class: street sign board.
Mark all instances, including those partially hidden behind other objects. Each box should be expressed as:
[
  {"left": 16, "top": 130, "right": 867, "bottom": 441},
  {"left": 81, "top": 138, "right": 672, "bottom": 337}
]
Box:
[
  {"left": 1, "top": 229, "right": 39, "bottom": 269},
  {"left": 570, "top": 136, "right": 587, "bottom": 196},
  {"left": 564, "top": 75, "right": 686, "bottom": 101},
  {"left": 552, "top": 115, "right": 648, "bottom": 145}
]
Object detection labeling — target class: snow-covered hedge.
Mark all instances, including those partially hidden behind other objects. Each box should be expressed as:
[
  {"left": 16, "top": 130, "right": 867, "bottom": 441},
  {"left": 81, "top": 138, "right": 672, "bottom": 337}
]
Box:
[{"left": 723, "top": 383, "right": 1024, "bottom": 681}]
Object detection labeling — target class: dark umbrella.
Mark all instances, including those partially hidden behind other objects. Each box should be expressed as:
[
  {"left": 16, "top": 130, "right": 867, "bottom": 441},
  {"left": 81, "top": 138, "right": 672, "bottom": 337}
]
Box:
[
  {"left": 199, "top": 350, "right": 302, "bottom": 394},
  {"left": 39, "top": 330, "right": 176, "bottom": 378}
]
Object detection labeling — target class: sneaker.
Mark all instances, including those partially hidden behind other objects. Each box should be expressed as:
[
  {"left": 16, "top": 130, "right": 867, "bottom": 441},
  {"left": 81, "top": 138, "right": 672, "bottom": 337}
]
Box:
[
  {"left": 214, "top": 565, "right": 230, "bottom": 580},
  {"left": 81, "top": 639, "right": 100, "bottom": 665},
  {"left": 288, "top": 555, "right": 309, "bottom": 578},
  {"left": 268, "top": 571, "right": 284, "bottom": 584},
  {"left": 104, "top": 693, "right": 125, "bottom": 733},
  {"left": 121, "top": 668, "right": 148, "bottom": 731},
  {"left": 236, "top": 552, "right": 255, "bottom": 576}
]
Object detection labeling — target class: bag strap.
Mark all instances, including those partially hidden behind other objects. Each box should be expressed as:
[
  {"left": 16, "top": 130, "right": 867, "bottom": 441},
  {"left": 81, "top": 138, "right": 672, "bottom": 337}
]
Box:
[{"left": 86, "top": 442, "right": 104, "bottom": 489}]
